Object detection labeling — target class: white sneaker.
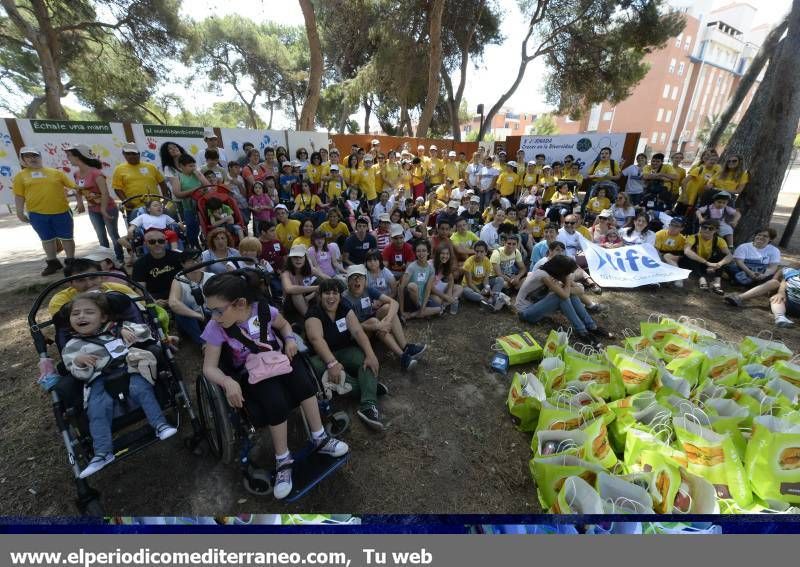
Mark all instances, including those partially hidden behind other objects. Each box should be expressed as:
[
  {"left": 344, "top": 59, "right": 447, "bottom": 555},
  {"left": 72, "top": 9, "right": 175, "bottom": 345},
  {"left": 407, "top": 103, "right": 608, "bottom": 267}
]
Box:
[
  {"left": 79, "top": 453, "right": 115, "bottom": 479},
  {"left": 674, "top": 280, "right": 684, "bottom": 288},
  {"left": 273, "top": 458, "right": 294, "bottom": 500},
  {"left": 314, "top": 435, "right": 349, "bottom": 457},
  {"left": 775, "top": 315, "right": 794, "bottom": 328},
  {"left": 157, "top": 423, "right": 178, "bottom": 441}
]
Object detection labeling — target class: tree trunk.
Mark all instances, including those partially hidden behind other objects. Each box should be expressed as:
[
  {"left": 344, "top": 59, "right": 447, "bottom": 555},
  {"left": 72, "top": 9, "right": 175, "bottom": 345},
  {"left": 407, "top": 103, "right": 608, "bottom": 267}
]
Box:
[
  {"left": 706, "top": 17, "right": 788, "bottom": 151},
  {"left": 415, "top": 0, "right": 445, "bottom": 138},
  {"left": 298, "top": 0, "right": 323, "bottom": 131},
  {"left": 442, "top": 72, "right": 461, "bottom": 142},
  {"left": 267, "top": 99, "right": 274, "bottom": 129},
  {"left": 289, "top": 87, "right": 300, "bottom": 130},
  {"left": 363, "top": 96, "right": 372, "bottom": 135},
  {"left": 729, "top": 0, "right": 800, "bottom": 245}
]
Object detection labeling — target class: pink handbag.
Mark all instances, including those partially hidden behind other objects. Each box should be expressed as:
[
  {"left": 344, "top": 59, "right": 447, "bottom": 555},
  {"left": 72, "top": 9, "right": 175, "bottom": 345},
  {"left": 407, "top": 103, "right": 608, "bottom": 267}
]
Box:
[{"left": 245, "top": 349, "right": 293, "bottom": 384}]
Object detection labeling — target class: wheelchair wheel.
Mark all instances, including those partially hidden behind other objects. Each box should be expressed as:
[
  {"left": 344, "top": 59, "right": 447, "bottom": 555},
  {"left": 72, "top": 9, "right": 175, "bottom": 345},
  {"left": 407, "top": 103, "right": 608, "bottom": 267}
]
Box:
[
  {"left": 196, "top": 374, "right": 236, "bottom": 464},
  {"left": 325, "top": 411, "right": 351, "bottom": 437}
]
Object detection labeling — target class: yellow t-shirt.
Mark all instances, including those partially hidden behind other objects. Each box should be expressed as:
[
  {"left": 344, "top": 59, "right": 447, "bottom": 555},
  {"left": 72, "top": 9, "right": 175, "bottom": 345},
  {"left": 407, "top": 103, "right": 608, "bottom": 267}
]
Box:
[
  {"left": 588, "top": 159, "right": 620, "bottom": 179},
  {"left": 444, "top": 161, "right": 460, "bottom": 182},
  {"left": 551, "top": 190, "right": 574, "bottom": 204},
  {"left": 111, "top": 162, "right": 165, "bottom": 208},
  {"left": 497, "top": 172, "right": 519, "bottom": 196},
  {"left": 643, "top": 163, "right": 676, "bottom": 185},
  {"left": 709, "top": 171, "right": 749, "bottom": 194},
  {"left": 670, "top": 165, "right": 687, "bottom": 195},
  {"left": 435, "top": 184, "right": 453, "bottom": 202},
  {"left": 428, "top": 158, "right": 444, "bottom": 183},
  {"left": 654, "top": 230, "right": 686, "bottom": 253},
  {"left": 383, "top": 162, "right": 400, "bottom": 188},
  {"left": 587, "top": 196, "right": 611, "bottom": 214},
  {"left": 521, "top": 172, "right": 538, "bottom": 188},
  {"left": 343, "top": 167, "right": 360, "bottom": 188},
  {"left": 276, "top": 219, "right": 301, "bottom": 248},
  {"left": 681, "top": 164, "right": 722, "bottom": 205},
  {"left": 48, "top": 282, "right": 137, "bottom": 316},
  {"left": 560, "top": 172, "right": 584, "bottom": 185},
  {"left": 318, "top": 220, "right": 350, "bottom": 244},
  {"left": 451, "top": 230, "right": 478, "bottom": 249},
  {"left": 527, "top": 219, "right": 546, "bottom": 238},
  {"left": 411, "top": 165, "right": 426, "bottom": 186},
  {"left": 685, "top": 234, "right": 729, "bottom": 260},
  {"left": 398, "top": 168, "right": 412, "bottom": 191},
  {"left": 540, "top": 175, "right": 559, "bottom": 202},
  {"left": 359, "top": 168, "right": 377, "bottom": 201},
  {"left": 577, "top": 225, "right": 592, "bottom": 240},
  {"left": 305, "top": 164, "right": 322, "bottom": 185},
  {"left": 12, "top": 167, "right": 74, "bottom": 215},
  {"left": 323, "top": 177, "right": 345, "bottom": 201},
  {"left": 462, "top": 255, "right": 493, "bottom": 286},
  {"left": 294, "top": 193, "right": 322, "bottom": 212},
  {"left": 293, "top": 235, "right": 312, "bottom": 249}
]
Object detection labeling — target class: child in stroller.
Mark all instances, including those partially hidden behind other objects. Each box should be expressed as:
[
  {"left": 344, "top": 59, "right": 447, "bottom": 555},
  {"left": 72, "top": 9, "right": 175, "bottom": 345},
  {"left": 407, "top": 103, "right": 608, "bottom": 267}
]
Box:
[
  {"left": 206, "top": 196, "right": 245, "bottom": 241},
  {"left": 61, "top": 292, "right": 177, "bottom": 478}
]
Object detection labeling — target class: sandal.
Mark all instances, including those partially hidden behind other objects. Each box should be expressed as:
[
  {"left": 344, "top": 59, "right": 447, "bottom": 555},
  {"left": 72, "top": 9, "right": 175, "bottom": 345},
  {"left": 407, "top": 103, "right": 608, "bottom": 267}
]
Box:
[
  {"left": 723, "top": 294, "right": 742, "bottom": 307},
  {"left": 698, "top": 277, "right": 709, "bottom": 291},
  {"left": 711, "top": 282, "right": 724, "bottom": 295}
]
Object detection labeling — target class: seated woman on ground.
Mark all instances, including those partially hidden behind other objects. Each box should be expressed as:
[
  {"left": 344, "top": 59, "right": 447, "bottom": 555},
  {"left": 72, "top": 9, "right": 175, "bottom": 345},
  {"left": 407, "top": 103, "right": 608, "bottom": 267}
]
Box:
[
  {"left": 398, "top": 240, "right": 442, "bottom": 320},
  {"left": 724, "top": 267, "right": 799, "bottom": 328},
  {"left": 201, "top": 228, "right": 239, "bottom": 275},
  {"left": 280, "top": 245, "right": 319, "bottom": 317},
  {"left": 727, "top": 227, "right": 781, "bottom": 287},
  {"left": 695, "top": 191, "right": 740, "bottom": 246},
  {"left": 654, "top": 216, "right": 687, "bottom": 287},
  {"left": 513, "top": 255, "right": 610, "bottom": 346},
  {"left": 431, "top": 244, "right": 464, "bottom": 315},
  {"left": 201, "top": 272, "right": 348, "bottom": 499},
  {"left": 305, "top": 278, "right": 385, "bottom": 430},
  {"left": 620, "top": 212, "right": 656, "bottom": 246},
  {"left": 610, "top": 192, "right": 635, "bottom": 228},
  {"left": 292, "top": 218, "right": 316, "bottom": 250},
  {"left": 532, "top": 241, "right": 607, "bottom": 314},
  {"left": 590, "top": 210, "right": 614, "bottom": 243},
  {"left": 168, "top": 249, "right": 214, "bottom": 347},
  {"left": 365, "top": 250, "right": 397, "bottom": 298},
  {"left": 342, "top": 264, "right": 426, "bottom": 372},
  {"left": 307, "top": 230, "right": 346, "bottom": 281},
  {"left": 679, "top": 219, "right": 733, "bottom": 295},
  {"left": 62, "top": 293, "right": 177, "bottom": 479}
]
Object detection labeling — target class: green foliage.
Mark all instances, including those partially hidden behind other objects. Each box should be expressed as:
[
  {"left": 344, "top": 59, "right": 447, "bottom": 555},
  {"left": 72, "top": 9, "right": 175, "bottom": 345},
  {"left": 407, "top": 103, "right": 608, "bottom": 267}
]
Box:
[
  {"left": 529, "top": 114, "right": 559, "bottom": 135},
  {"left": 466, "top": 130, "right": 494, "bottom": 142},
  {"left": 697, "top": 114, "right": 737, "bottom": 148},
  {"left": 794, "top": 132, "right": 800, "bottom": 148}
]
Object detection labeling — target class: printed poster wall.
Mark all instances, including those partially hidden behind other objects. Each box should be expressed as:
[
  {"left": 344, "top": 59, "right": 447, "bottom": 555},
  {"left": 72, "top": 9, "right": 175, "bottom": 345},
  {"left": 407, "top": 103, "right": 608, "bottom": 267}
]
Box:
[
  {"left": 519, "top": 133, "right": 627, "bottom": 173},
  {"left": 0, "top": 120, "right": 19, "bottom": 206},
  {"left": 219, "top": 128, "right": 287, "bottom": 163},
  {"left": 131, "top": 124, "right": 207, "bottom": 169},
  {"left": 15, "top": 119, "right": 128, "bottom": 176},
  {"left": 286, "top": 131, "right": 331, "bottom": 159}
]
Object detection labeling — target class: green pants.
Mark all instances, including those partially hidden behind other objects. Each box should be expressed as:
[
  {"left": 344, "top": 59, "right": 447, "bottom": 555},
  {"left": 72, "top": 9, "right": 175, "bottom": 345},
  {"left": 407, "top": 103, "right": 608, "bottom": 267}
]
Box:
[{"left": 309, "top": 346, "right": 377, "bottom": 409}]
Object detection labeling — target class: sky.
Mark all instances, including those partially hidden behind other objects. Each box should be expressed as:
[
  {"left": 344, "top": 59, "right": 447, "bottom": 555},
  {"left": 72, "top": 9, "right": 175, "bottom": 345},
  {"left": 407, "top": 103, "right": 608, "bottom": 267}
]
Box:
[{"left": 55, "top": 0, "right": 792, "bottom": 130}]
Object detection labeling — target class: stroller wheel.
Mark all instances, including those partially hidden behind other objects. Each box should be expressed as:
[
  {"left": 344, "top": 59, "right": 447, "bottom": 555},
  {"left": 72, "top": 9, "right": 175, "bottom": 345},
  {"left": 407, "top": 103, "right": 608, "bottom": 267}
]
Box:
[
  {"left": 243, "top": 466, "right": 272, "bottom": 496},
  {"left": 325, "top": 411, "right": 351, "bottom": 437}
]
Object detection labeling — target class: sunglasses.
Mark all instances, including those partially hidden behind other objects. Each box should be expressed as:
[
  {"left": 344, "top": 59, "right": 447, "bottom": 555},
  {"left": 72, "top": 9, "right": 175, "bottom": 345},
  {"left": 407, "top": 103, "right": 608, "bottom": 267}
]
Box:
[
  {"left": 727, "top": 159, "right": 739, "bottom": 163},
  {"left": 563, "top": 221, "right": 576, "bottom": 225},
  {"left": 700, "top": 226, "right": 715, "bottom": 231},
  {"left": 146, "top": 238, "right": 166, "bottom": 244}
]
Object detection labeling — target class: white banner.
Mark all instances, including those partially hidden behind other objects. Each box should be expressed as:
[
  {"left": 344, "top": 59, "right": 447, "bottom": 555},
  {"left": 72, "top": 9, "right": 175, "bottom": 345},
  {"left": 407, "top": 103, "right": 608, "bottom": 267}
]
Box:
[
  {"left": 519, "top": 133, "right": 627, "bottom": 174},
  {"left": 0, "top": 120, "right": 19, "bottom": 206},
  {"left": 286, "top": 131, "right": 331, "bottom": 158},
  {"left": 15, "top": 119, "right": 128, "bottom": 176},
  {"left": 579, "top": 236, "right": 690, "bottom": 288},
  {"left": 130, "top": 123, "right": 207, "bottom": 168},
  {"left": 219, "top": 128, "right": 287, "bottom": 164}
]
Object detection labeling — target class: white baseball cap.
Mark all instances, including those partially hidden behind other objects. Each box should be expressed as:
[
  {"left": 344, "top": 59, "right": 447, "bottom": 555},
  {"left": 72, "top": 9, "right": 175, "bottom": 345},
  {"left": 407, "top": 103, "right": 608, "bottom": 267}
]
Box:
[
  {"left": 203, "top": 128, "right": 218, "bottom": 139},
  {"left": 288, "top": 245, "right": 307, "bottom": 258},
  {"left": 346, "top": 264, "right": 367, "bottom": 278},
  {"left": 429, "top": 144, "right": 438, "bottom": 150},
  {"left": 448, "top": 150, "right": 457, "bottom": 157},
  {"left": 121, "top": 142, "right": 140, "bottom": 154},
  {"left": 19, "top": 146, "right": 41, "bottom": 156},
  {"left": 390, "top": 224, "right": 404, "bottom": 238},
  {"left": 274, "top": 204, "right": 289, "bottom": 212},
  {"left": 448, "top": 200, "right": 459, "bottom": 209}
]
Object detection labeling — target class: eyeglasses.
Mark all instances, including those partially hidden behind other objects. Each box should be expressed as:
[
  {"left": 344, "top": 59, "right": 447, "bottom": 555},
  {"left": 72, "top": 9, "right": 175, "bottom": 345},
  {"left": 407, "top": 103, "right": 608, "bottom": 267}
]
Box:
[
  {"left": 563, "top": 221, "right": 576, "bottom": 225},
  {"left": 700, "top": 226, "right": 715, "bottom": 231},
  {"left": 146, "top": 239, "right": 166, "bottom": 244},
  {"left": 727, "top": 159, "right": 739, "bottom": 164}
]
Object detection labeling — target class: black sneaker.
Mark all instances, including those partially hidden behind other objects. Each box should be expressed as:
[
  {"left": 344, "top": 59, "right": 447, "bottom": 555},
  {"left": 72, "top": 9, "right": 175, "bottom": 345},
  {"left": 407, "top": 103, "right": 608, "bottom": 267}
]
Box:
[
  {"left": 41, "top": 260, "right": 63, "bottom": 276},
  {"left": 357, "top": 405, "right": 384, "bottom": 430},
  {"left": 590, "top": 326, "right": 615, "bottom": 340},
  {"left": 404, "top": 343, "right": 427, "bottom": 360},
  {"left": 400, "top": 352, "right": 418, "bottom": 372},
  {"left": 376, "top": 382, "right": 389, "bottom": 397}
]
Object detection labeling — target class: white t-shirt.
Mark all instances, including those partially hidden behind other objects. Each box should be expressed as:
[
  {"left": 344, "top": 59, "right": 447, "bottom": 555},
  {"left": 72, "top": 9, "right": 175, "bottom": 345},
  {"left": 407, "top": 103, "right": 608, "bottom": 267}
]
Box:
[
  {"left": 611, "top": 205, "right": 636, "bottom": 228},
  {"left": 514, "top": 269, "right": 548, "bottom": 311},
  {"left": 622, "top": 165, "right": 645, "bottom": 194},
  {"left": 733, "top": 242, "right": 781, "bottom": 266},
  {"left": 130, "top": 213, "right": 177, "bottom": 231},
  {"left": 621, "top": 228, "right": 656, "bottom": 246},
  {"left": 478, "top": 166, "right": 499, "bottom": 191},
  {"left": 466, "top": 163, "right": 482, "bottom": 187},
  {"left": 557, "top": 228, "right": 582, "bottom": 258},
  {"left": 479, "top": 222, "right": 501, "bottom": 250}
]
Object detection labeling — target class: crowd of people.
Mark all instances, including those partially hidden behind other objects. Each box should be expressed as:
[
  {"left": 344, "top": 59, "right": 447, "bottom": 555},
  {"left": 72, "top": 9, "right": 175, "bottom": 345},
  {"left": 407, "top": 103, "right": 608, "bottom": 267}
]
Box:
[{"left": 12, "top": 132, "right": 793, "bottom": 498}]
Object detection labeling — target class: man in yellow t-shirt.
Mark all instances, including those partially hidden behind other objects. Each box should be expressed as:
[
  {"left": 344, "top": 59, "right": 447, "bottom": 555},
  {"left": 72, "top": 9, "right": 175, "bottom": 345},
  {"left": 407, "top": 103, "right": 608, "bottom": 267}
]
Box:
[
  {"left": 444, "top": 150, "right": 461, "bottom": 183},
  {"left": 643, "top": 153, "right": 678, "bottom": 198},
  {"left": 461, "top": 241, "right": 500, "bottom": 303},
  {"left": 318, "top": 208, "right": 350, "bottom": 245},
  {"left": 274, "top": 204, "right": 301, "bottom": 248},
  {"left": 111, "top": 143, "right": 171, "bottom": 218},
  {"left": 497, "top": 162, "right": 520, "bottom": 199},
  {"left": 12, "top": 146, "right": 78, "bottom": 275},
  {"left": 323, "top": 164, "right": 346, "bottom": 201},
  {"left": 427, "top": 146, "right": 444, "bottom": 185},
  {"left": 359, "top": 154, "right": 378, "bottom": 202},
  {"left": 668, "top": 152, "right": 687, "bottom": 196}
]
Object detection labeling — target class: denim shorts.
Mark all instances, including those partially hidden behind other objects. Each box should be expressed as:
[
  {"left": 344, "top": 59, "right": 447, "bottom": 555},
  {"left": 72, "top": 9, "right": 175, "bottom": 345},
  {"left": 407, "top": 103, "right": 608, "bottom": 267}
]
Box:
[{"left": 29, "top": 211, "right": 74, "bottom": 241}]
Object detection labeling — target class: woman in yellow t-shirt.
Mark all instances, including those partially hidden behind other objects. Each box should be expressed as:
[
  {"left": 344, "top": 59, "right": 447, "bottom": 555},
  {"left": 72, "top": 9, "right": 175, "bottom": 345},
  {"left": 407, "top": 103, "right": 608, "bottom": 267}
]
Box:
[
  {"left": 305, "top": 152, "right": 323, "bottom": 190},
  {"left": 292, "top": 180, "right": 324, "bottom": 224},
  {"left": 343, "top": 155, "right": 360, "bottom": 189},
  {"left": 680, "top": 219, "right": 732, "bottom": 294},
  {"left": 678, "top": 150, "right": 721, "bottom": 210},
  {"left": 383, "top": 150, "right": 400, "bottom": 189},
  {"left": 707, "top": 154, "right": 749, "bottom": 201},
  {"left": 398, "top": 159, "right": 413, "bottom": 196},
  {"left": 497, "top": 163, "right": 519, "bottom": 199},
  {"left": 521, "top": 162, "right": 539, "bottom": 191}
]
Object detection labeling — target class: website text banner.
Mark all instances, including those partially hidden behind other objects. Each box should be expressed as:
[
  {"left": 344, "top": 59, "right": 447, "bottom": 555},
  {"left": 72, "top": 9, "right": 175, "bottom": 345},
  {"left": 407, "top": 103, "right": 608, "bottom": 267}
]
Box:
[
  {"left": 0, "top": 119, "right": 19, "bottom": 205},
  {"left": 15, "top": 119, "right": 128, "bottom": 177},
  {"left": 130, "top": 124, "right": 208, "bottom": 168},
  {"left": 0, "top": 534, "right": 786, "bottom": 567},
  {"left": 579, "top": 236, "right": 691, "bottom": 288},
  {"left": 519, "top": 133, "right": 626, "bottom": 173},
  {"left": 219, "top": 128, "right": 288, "bottom": 164}
]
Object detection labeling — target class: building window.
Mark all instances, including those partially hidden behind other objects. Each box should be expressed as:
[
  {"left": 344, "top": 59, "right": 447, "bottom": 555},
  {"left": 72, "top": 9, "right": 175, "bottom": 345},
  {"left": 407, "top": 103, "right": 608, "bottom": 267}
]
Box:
[
  {"left": 656, "top": 108, "right": 664, "bottom": 122},
  {"left": 671, "top": 86, "right": 679, "bottom": 100},
  {"left": 675, "top": 33, "right": 683, "bottom": 47},
  {"left": 665, "top": 110, "right": 673, "bottom": 123},
  {"left": 668, "top": 58, "right": 676, "bottom": 73},
  {"left": 662, "top": 84, "right": 671, "bottom": 98},
  {"left": 651, "top": 132, "right": 658, "bottom": 143},
  {"left": 504, "top": 122, "right": 510, "bottom": 129},
  {"left": 660, "top": 132, "right": 667, "bottom": 144},
  {"left": 684, "top": 35, "right": 692, "bottom": 51},
  {"left": 677, "top": 62, "right": 685, "bottom": 76},
  {"left": 602, "top": 111, "right": 613, "bottom": 121}
]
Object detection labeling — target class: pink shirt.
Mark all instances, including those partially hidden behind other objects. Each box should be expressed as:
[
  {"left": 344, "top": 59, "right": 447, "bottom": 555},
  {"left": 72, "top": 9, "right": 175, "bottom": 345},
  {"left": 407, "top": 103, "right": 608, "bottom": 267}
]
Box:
[{"left": 74, "top": 168, "right": 117, "bottom": 213}]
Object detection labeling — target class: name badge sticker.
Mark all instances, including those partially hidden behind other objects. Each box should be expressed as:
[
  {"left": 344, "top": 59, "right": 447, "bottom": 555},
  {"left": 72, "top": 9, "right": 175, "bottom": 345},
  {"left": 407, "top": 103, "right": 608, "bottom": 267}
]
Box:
[
  {"left": 360, "top": 297, "right": 371, "bottom": 309},
  {"left": 247, "top": 315, "right": 260, "bottom": 336},
  {"left": 30, "top": 171, "right": 44, "bottom": 178},
  {"left": 139, "top": 167, "right": 149, "bottom": 175},
  {"left": 104, "top": 338, "right": 129, "bottom": 359},
  {"left": 335, "top": 318, "right": 348, "bottom": 333}
]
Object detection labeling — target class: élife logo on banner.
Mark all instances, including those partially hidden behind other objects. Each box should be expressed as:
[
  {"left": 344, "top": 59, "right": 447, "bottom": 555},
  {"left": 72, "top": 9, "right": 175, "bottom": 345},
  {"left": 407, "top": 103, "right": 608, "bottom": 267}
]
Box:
[{"left": 593, "top": 247, "right": 660, "bottom": 272}]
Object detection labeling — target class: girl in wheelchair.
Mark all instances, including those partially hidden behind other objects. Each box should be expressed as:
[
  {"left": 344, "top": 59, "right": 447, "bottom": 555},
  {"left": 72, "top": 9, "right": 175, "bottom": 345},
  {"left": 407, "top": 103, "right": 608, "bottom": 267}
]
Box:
[
  {"left": 200, "top": 271, "right": 349, "bottom": 499},
  {"left": 61, "top": 293, "right": 178, "bottom": 479}
]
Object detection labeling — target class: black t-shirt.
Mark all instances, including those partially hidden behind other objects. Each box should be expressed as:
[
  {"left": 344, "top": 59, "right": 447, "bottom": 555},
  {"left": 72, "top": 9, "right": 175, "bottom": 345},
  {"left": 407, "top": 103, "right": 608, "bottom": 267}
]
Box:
[
  {"left": 306, "top": 302, "right": 354, "bottom": 353},
  {"left": 460, "top": 211, "right": 482, "bottom": 232},
  {"left": 132, "top": 250, "right": 183, "bottom": 299},
  {"left": 343, "top": 233, "right": 377, "bottom": 264}
]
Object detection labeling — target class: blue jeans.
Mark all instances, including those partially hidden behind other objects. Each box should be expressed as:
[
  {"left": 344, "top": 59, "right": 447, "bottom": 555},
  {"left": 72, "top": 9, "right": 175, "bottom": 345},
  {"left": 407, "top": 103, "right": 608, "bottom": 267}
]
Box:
[
  {"left": 182, "top": 208, "right": 199, "bottom": 249},
  {"left": 87, "top": 373, "right": 166, "bottom": 455},
  {"left": 175, "top": 314, "right": 205, "bottom": 345},
  {"left": 88, "top": 209, "right": 124, "bottom": 261},
  {"left": 518, "top": 292, "right": 596, "bottom": 334}
]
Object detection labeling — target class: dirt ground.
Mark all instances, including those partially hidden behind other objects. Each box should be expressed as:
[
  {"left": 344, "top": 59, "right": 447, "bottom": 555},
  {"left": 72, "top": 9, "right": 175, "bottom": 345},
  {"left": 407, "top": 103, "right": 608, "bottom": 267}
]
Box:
[{"left": 3, "top": 273, "right": 800, "bottom": 517}]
